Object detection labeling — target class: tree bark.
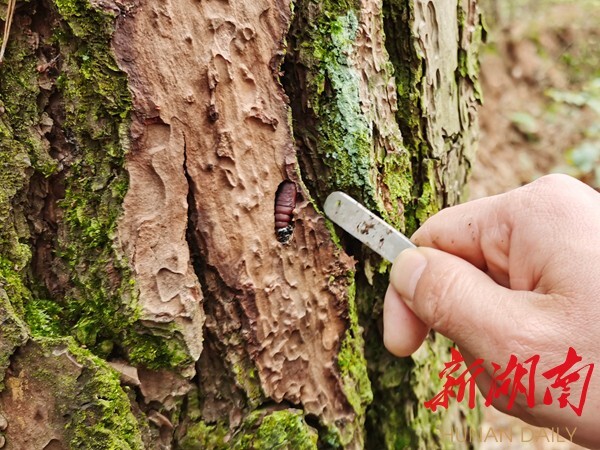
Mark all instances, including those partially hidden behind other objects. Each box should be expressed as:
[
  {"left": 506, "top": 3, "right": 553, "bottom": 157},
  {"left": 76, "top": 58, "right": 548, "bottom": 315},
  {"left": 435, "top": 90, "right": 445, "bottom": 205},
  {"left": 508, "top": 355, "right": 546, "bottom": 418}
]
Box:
[{"left": 0, "top": 0, "right": 483, "bottom": 448}]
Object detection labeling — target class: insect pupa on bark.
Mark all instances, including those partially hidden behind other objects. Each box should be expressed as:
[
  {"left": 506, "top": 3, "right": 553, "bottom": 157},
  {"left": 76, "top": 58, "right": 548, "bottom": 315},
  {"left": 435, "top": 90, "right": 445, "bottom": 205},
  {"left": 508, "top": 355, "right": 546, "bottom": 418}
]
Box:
[{"left": 274, "top": 181, "right": 297, "bottom": 243}]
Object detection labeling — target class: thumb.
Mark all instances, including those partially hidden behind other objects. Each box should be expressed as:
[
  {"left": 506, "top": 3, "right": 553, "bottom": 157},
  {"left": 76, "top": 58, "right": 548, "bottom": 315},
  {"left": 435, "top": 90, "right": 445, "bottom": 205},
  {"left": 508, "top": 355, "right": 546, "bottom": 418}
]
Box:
[{"left": 389, "top": 247, "right": 535, "bottom": 355}]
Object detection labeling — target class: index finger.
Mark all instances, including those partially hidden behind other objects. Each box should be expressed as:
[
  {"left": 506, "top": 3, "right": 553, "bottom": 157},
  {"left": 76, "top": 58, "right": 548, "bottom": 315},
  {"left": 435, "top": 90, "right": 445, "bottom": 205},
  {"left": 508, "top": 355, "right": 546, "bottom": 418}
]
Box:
[{"left": 411, "top": 194, "right": 509, "bottom": 276}]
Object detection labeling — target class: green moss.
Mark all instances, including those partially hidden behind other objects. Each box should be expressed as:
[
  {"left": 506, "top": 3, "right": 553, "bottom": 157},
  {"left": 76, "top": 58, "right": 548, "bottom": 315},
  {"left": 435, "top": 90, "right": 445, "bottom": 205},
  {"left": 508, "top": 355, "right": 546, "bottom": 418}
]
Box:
[
  {"left": 0, "top": 43, "right": 38, "bottom": 379},
  {"left": 288, "top": 0, "right": 417, "bottom": 226},
  {"left": 231, "top": 359, "right": 264, "bottom": 408},
  {"left": 305, "top": 10, "right": 376, "bottom": 203},
  {"left": 24, "top": 297, "right": 64, "bottom": 337},
  {"left": 0, "top": 271, "right": 29, "bottom": 390},
  {"left": 1, "top": 0, "right": 190, "bottom": 370},
  {"left": 381, "top": 154, "right": 414, "bottom": 231},
  {"left": 288, "top": 1, "right": 387, "bottom": 209},
  {"left": 0, "top": 257, "right": 31, "bottom": 314},
  {"left": 178, "top": 421, "right": 230, "bottom": 450},
  {"left": 232, "top": 409, "right": 318, "bottom": 450},
  {"left": 28, "top": 337, "right": 144, "bottom": 449},
  {"left": 45, "top": 0, "right": 135, "bottom": 355},
  {"left": 0, "top": 25, "right": 57, "bottom": 177},
  {"left": 0, "top": 35, "right": 38, "bottom": 274},
  {"left": 124, "top": 333, "right": 193, "bottom": 370},
  {"left": 415, "top": 160, "right": 440, "bottom": 225},
  {"left": 381, "top": 0, "right": 446, "bottom": 232},
  {"left": 180, "top": 410, "right": 318, "bottom": 450},
  {"left": 0, "top": 7, "right": 62, "bottom": 387},
  {"left": 0, "top": 44, "right": 38, "bottom": 120},
  {"left": 67, "top": 342, "right": 143, "bottom": 449},
  {"left": 19, "top": 0, "right": 193, "bottom": 369},
  {"left": 336, "top": 278, "right": 373, "bottom": 443}
]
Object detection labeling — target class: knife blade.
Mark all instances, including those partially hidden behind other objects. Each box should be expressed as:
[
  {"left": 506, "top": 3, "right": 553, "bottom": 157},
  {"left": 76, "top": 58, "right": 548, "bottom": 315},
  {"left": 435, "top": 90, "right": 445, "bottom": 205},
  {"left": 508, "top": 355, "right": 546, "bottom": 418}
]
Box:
[{"left": 323, "top": 191, "right": 415, "bottom": 262}]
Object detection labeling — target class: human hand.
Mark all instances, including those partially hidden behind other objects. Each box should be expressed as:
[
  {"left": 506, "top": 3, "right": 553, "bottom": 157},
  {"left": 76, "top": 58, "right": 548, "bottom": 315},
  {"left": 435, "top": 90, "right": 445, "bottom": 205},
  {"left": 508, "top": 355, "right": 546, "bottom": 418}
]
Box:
[{"left": 383, "top": 174, "right": 600, "bottom": 447}]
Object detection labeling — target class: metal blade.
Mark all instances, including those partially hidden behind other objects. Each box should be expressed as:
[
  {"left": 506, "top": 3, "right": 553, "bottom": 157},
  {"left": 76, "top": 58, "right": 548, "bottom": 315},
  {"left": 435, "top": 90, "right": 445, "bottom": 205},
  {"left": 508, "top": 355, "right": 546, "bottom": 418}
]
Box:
[{"left": 323, "top": 191, "right": 415, "bottom": 262}]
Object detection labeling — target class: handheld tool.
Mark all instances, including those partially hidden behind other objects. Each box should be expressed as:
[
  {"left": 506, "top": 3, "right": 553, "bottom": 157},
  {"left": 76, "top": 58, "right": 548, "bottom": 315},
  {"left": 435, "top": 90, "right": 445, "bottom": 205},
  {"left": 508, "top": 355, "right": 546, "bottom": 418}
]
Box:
[{"left": 323, "top": 192, "right": 415, "bottom": 262}]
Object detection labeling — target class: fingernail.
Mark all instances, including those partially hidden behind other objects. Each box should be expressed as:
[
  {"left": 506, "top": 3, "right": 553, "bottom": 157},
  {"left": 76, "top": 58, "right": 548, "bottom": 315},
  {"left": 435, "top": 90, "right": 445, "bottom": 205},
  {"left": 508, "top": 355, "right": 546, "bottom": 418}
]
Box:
[{"left": 390, "top": 248, "right": 427, "bottom": 302}]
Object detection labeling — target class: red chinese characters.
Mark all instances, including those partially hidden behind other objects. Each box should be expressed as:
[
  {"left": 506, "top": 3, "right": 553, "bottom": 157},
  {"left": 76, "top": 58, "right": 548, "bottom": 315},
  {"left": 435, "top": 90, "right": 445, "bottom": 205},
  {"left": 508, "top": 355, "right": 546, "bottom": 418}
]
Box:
[
  {"left": 542, "top": 347, "right": 594, "bottom": 416},
  {"left": 484, "top": 354, "right": 540, "bottom": 410},
  {"left": 425, "top": 347, "right": 593, "bottom": 417},
  {"left": 424, "top": 348, "right": 485, "bottom": 411}
]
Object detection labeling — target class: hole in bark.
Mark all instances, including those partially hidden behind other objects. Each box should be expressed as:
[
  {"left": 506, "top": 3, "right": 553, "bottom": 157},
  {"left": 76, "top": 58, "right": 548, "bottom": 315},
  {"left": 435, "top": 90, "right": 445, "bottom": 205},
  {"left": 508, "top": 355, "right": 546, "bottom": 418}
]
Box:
[
  {"left": 274, "top": 180, "right": 297, "bottom": 243},
  {"left": 304, "top": 413, "right": 320, "bottom": 430}
]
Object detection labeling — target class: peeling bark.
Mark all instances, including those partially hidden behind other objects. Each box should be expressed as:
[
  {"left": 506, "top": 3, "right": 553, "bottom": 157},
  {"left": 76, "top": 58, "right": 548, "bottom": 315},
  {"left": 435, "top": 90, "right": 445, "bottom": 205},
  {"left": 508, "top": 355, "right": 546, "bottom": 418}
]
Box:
[{"left": 0, "top": 0, "right": 483, "bottom": 448}]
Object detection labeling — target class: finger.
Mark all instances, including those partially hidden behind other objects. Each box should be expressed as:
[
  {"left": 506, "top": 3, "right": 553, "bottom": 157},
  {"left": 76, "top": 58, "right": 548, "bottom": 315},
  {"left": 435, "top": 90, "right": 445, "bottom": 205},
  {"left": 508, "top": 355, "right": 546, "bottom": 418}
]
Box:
[
  {"left": 383, "top": 284, "right": 430, "bottom": 356},
  {"left": 411, "top": 174, "right": 600, "bottom": 288},
  {"left": 390, "top": 247, "right": 544, "bottom": 358},
  {"left": 411, "top": 194, "right": 506, "bottom": 272}
]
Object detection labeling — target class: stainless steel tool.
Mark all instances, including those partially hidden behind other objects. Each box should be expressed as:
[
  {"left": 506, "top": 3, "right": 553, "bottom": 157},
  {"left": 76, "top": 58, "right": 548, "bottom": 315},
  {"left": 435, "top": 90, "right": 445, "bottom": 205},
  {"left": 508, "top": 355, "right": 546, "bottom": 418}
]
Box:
[{"left": 323, "top": 191, "right": 415, "bottom": 262}]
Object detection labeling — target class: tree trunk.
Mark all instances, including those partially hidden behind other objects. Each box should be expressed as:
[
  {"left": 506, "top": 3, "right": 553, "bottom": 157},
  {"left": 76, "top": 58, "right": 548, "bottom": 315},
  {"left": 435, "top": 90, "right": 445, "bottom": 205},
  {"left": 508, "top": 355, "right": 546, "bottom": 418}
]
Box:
[{"left": 0, "top": 0, "right": 483, "bottom": 448}]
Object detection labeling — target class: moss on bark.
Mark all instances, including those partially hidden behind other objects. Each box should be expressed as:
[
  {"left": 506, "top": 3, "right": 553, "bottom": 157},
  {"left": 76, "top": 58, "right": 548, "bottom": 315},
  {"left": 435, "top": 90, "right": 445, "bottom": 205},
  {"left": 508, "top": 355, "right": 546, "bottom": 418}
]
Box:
[
  {"left": 5, "top": 0, "right": 194, "bottom": 370},
  {"left": 232, "top": 409, "right": 319, "bottom": 450},
  {"left": 0, "top": 0, "right": 46, "bottom": 387},
  {"left": 285, "top": 0, "right": 415, "bottom": 225},
  {"left": 179, "top": 410, "right": 319, "bottom": 450},
  {"left": 282, "top": 0, "right": 465, "bottom": 447},
  {"left": 51, "top": 0, "right": 141, "bottom": 359},
  {"left": 0, "top": 272, "right": 29, "bottom": 390},
  {"left": 178, "top": 421, "right": 230, "bottom": 450},
  {"left": 6, "top": 338, "right": 145, "bottom": 449},
  {"left": 285, "top": 0, "right": 483, "bottom": 447},
  {"left": 0, "top": 0, "right": 186, "bottom": 445}
]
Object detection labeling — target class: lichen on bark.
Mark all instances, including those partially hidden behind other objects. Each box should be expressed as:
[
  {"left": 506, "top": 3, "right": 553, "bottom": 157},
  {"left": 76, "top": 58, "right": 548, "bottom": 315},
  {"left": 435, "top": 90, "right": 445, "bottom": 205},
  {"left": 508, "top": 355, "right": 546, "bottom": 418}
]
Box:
[{"left": 284, "top": 0, "right": 413, "bottom": 228}]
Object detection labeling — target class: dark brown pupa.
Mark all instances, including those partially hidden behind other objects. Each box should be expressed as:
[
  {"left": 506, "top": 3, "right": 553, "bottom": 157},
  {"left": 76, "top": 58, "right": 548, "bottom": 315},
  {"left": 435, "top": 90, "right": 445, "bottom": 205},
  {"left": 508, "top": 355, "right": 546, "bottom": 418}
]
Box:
[{"left": 274, "top": 181, "right": 297, "bottom": 243}]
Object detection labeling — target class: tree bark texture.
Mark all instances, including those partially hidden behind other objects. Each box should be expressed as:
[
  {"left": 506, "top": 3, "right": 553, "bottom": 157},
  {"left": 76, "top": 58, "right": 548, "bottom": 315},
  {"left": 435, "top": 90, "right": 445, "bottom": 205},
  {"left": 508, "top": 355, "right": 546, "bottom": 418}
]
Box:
[{"left": 0, "top": 0, "right": 483, "bottom": 448}]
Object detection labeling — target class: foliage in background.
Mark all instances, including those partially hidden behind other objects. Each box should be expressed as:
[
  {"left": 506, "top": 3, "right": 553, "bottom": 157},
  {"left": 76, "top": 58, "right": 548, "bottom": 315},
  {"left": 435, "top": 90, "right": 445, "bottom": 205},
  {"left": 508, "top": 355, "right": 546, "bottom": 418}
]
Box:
[
  {"left": 549, "top": 78, "right": 600, "bottom": 187},
  {"left": 479, "top": 0, "right": 600, "bottom": 191}
]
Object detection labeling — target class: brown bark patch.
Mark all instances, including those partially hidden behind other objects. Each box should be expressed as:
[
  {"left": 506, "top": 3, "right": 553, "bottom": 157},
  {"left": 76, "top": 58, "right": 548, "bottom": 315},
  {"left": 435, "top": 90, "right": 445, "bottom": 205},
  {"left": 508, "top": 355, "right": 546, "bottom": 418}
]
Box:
[{"left": 113, "top": 0, "right": 359, "bottom": 436}]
